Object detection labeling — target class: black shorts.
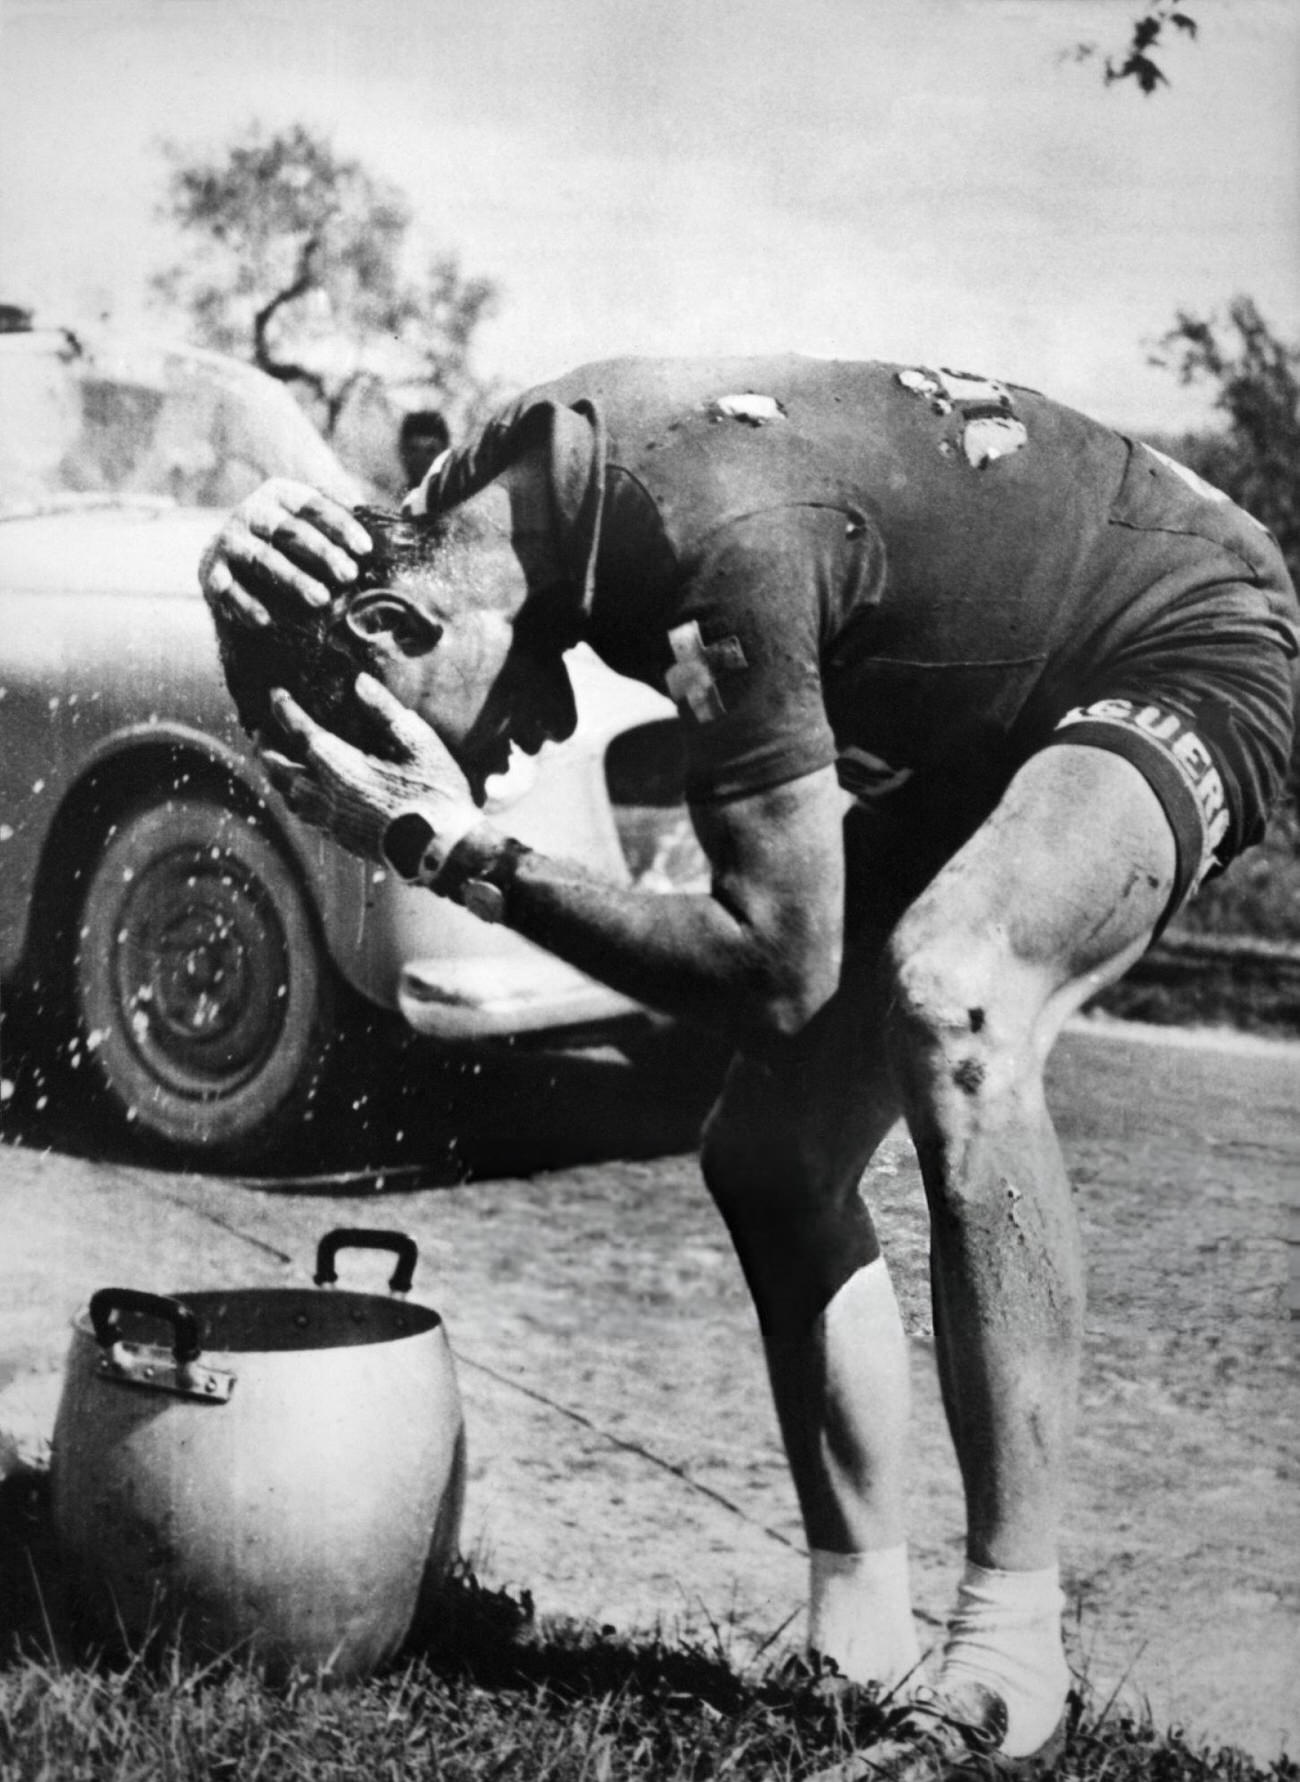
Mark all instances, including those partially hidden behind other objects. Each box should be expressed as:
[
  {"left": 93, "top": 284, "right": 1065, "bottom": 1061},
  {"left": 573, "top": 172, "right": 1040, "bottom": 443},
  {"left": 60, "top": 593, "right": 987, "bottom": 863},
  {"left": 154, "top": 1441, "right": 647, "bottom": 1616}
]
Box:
[
  {"left": 1039, "top": 662, "right": 1293, "bottom": 915},
  {"left": 1038, "top": 586, "right": 1296, "bottom": 915},
  {"left": 842, "top": 584, "right": 1297, "bottom": 935}
]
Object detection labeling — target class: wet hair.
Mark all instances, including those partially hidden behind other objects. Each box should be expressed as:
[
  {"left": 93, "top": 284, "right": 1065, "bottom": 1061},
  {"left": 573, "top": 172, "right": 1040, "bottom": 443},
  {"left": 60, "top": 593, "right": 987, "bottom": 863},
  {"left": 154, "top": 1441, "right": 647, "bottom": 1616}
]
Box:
[
  {"left": 214, "top": 495, "right": 570, "bottom": 761},
  {"left": 214, "top": 506, "right": 445, "bottom": 761}
]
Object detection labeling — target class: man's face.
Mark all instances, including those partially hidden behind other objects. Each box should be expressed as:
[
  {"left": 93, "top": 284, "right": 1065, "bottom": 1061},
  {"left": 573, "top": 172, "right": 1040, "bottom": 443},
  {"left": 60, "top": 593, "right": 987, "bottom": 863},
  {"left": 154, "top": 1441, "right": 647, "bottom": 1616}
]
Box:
[
  {"left": 343, "top": 488, "right": 579, "bottom": 798},
  {"left": 381, "top": 606, "right": 578, "bottom": 799}
]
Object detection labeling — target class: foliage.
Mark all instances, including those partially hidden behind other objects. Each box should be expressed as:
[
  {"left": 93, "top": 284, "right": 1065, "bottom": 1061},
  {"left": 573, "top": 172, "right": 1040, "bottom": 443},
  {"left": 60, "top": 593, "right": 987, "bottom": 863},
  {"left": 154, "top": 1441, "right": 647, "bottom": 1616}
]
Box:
[
  {"left": 1150, "top": 297, "right": 1300, "bottom": 582},
  {"left": 1068, "top": 4, "right": 1200, "bottom": 94},
  {"left": 152, "top": 122, "right": 499, "bottom": 449}
]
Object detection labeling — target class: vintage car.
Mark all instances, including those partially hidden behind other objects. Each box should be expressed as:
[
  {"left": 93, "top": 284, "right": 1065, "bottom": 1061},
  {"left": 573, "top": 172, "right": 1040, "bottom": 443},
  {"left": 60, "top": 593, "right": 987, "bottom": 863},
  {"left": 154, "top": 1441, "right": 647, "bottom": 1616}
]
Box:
[{"left": 0, "top": 317, "right": 705, "bottom": 1166}]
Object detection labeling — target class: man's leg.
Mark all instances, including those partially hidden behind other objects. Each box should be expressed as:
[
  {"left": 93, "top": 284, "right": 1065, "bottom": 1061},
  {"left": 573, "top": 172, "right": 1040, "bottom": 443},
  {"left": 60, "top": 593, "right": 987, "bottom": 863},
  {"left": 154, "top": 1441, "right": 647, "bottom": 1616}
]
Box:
[
  {"left": 879, "top": 743, "right": 1178, "bottom": 1755},
  {"left": 701, "top": 939, "right": 922, "bottom": 1689}
]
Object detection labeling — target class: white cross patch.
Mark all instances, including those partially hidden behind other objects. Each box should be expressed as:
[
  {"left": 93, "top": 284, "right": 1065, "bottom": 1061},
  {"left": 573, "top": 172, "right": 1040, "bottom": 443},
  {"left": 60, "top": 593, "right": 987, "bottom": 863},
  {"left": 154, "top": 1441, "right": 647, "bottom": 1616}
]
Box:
[{"left": 665, "top": 621, "right": 748, "bottom": 722}]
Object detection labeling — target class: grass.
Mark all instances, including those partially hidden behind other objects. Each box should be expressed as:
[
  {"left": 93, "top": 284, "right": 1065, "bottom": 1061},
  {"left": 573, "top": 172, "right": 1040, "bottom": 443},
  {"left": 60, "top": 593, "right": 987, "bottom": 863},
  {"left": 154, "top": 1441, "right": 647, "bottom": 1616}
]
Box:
[{"left": 1, "top": 1476, "right": 1294, "bottom": 1782}]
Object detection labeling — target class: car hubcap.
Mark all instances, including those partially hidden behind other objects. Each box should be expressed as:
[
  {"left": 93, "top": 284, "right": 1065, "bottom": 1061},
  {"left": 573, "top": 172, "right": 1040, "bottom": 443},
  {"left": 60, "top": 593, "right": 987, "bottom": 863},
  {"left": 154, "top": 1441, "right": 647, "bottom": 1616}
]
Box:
[{"left": 108, "top": 843, "right": 291, "bottom": 1097}]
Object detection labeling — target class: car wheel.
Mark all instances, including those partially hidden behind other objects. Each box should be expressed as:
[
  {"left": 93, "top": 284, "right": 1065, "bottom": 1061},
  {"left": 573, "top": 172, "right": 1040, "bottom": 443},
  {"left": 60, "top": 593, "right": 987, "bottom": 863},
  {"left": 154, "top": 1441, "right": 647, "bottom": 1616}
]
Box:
[{"left": 71, "top": 794, "right": 335, "bottom": 1165}]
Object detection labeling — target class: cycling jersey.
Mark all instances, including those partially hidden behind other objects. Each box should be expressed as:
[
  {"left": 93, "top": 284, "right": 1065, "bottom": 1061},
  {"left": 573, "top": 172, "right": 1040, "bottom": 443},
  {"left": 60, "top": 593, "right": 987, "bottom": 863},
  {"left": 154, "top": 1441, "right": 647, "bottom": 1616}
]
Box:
[{"left": 424, "top": 355, "right": 1298, "bottom": 903}]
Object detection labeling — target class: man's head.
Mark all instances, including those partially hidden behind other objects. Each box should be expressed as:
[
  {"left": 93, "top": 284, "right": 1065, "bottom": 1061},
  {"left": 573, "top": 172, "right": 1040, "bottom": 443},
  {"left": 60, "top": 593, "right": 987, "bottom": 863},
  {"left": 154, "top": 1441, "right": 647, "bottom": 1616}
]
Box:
[{"left": 214, "top": 495, "right": 578, "bottom": 798}]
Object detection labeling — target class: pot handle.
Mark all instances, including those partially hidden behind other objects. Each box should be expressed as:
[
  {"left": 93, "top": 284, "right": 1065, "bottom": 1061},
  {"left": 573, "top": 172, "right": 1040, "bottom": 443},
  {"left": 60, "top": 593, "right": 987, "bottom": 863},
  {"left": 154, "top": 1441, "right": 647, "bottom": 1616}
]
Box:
[
  {"left": 313, "top": 1229, "right": 418, "bottom": 1297},
  {"left": 89, "top": 1288, "right": 203, "bottom": 1365}
]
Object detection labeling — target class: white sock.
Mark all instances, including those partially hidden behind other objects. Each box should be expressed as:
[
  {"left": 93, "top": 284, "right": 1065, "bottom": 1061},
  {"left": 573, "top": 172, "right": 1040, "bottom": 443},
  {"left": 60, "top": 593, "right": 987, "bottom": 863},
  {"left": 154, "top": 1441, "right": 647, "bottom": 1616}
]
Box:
[
  {"left": 938, "top": 1561, "right": 1069, "bottom": 1757},
  {"left": 807, "top": 1544, "right": 924, "bottom": 1691}
]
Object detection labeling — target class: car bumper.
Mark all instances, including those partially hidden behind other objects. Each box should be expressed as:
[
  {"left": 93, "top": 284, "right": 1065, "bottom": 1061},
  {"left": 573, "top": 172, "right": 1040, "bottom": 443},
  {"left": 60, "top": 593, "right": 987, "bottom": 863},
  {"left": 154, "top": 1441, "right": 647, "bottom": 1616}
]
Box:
[{"left": 396, "top": 944, "right": 650, "bottom": 1043}]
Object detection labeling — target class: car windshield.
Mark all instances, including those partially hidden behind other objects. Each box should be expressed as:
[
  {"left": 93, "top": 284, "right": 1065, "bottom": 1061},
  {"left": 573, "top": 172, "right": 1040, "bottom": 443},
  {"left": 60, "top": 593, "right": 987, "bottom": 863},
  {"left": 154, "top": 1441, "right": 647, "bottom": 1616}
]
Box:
[{"left": 0, "top": 330, "right": 355, "bottom": 516}]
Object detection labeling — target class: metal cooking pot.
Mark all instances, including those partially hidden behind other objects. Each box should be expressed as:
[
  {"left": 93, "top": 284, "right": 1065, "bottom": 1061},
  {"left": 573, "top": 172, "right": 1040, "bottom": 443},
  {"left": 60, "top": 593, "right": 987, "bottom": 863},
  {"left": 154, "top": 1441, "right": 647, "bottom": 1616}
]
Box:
[{"left": 52, "top": 1228, "right": 465, "bottom": 1679}]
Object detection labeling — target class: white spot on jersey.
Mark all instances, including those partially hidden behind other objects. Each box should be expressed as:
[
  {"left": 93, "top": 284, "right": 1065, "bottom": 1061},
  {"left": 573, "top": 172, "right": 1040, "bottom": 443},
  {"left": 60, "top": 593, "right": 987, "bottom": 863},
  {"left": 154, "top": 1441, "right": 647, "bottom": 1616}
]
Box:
[
  {"left": 707, "top": 392, "right": 786, "bottom": 426},
  {"left": 963, "top": 414, "right": 1028, "bottom": 467}
]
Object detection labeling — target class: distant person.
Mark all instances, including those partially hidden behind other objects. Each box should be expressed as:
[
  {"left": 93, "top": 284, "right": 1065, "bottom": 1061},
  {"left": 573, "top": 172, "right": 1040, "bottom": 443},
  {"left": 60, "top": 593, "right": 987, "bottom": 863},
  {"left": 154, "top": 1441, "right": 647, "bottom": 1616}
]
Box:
[
  {"left": 201, "top": 355, "right": 1298, "bottom": 1780},
  {"left": 397, "top": 408, "right": 451, "bottom": 496}
]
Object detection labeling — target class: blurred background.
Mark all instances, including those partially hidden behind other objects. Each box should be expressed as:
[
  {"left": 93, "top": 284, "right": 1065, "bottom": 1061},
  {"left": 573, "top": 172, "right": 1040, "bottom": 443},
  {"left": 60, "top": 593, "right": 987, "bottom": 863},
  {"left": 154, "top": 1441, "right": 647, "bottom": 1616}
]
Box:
[
  {"left": 2, "top": 0, "right": 1298, "bottom": 957},
  {"left": 0, "top": 1, "right": 1295, "bottom": 455}
]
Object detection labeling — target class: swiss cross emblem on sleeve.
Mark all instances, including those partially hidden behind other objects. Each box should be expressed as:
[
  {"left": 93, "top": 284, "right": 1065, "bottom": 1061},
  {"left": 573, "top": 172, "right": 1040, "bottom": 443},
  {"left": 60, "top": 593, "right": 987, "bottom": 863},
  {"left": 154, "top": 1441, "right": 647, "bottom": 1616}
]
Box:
[{"left": 665, "top": 621, "right": 749, "bottom": 722}]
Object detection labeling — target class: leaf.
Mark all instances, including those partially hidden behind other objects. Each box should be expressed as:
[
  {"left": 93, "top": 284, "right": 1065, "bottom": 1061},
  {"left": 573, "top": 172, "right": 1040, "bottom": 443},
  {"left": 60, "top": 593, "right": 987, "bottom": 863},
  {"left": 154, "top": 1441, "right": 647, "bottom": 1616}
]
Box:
[
  {"left": 1139, "top": 57, "right": 1169, "bottom": 93},
  {"left": 1170, "top": 11, "right": 1198, "bottom": 36},
  {"left": 1106, "top": 51, "right": 1165, "bottom": 94}
]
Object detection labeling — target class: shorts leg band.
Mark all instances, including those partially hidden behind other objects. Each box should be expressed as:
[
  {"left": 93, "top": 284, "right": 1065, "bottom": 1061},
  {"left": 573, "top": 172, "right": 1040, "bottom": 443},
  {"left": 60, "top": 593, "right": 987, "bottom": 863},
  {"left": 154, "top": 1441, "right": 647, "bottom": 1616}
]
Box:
[{"left": 1043, "top": 696, "right": 1232, "bottom": 925}]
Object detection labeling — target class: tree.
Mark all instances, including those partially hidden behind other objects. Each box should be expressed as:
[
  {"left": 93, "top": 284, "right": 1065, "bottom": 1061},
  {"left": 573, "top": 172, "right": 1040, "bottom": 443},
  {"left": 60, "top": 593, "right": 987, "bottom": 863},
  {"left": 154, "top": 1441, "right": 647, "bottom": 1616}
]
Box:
[
  {"left": 1150, "top": 296, "right": 1300, "bottom": 579},
  {"left": 1067, "top": 4, "right": 1200, "bottom": 95},
  {"left": 1150, "top": 297, "right": 1300, "bottom": 813},
  {"left": 152, "top": 122, "right": 499, "bottom": 449}
]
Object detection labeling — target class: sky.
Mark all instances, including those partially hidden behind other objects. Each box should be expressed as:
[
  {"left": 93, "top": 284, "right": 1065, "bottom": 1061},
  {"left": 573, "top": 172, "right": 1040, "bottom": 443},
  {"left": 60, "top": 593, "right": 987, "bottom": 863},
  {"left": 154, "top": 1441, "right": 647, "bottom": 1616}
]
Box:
[{"left": 0, "top": 0, "right": 1296, "bottom": 433}]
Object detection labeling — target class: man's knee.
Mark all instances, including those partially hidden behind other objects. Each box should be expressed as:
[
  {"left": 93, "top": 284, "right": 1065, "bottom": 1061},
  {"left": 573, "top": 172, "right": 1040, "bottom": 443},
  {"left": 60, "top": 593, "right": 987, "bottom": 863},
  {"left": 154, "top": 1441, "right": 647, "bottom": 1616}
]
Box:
[{"left": 880, "top": 912, "right": 1045, "bottom": 1118}]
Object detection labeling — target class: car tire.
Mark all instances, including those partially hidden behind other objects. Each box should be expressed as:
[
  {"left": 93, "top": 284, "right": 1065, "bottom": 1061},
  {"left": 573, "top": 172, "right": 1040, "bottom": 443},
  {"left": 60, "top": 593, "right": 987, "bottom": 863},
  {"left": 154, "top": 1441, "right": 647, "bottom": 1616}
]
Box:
[{"left": 71, "top": 793, "right": 336, "bottom": 1167}]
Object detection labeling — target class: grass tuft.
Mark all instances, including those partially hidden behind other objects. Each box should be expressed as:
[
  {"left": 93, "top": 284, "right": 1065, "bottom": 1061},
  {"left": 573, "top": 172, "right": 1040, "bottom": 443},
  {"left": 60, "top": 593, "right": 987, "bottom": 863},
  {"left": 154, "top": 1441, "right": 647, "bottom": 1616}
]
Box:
[{"left": 0, "top": 1498, "right": 1294, "bottom": 1782}]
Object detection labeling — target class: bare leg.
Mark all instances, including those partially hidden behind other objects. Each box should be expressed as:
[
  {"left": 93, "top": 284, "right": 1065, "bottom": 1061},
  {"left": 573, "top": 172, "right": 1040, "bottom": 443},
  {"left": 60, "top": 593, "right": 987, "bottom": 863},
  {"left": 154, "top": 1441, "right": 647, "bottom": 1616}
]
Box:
[
  {"left": 701, "top": 949, "right": 920, "bottom": 1684},
  {"left": 880, "top": 744, "right": 1178, "bottom": 1747}
]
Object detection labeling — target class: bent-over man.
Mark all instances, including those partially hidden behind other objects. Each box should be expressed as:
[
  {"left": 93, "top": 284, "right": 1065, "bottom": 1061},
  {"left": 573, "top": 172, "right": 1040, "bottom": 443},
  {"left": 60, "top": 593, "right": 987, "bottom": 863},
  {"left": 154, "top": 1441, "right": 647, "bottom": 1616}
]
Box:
[{"left": 201, "top": 356, "right": 1298, "bottom": 1778}]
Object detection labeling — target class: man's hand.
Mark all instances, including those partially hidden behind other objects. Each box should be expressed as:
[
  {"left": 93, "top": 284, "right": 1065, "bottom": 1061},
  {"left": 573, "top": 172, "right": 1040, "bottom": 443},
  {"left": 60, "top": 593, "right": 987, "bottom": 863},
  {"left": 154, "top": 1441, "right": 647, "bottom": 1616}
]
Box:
[
  {"left": 262, "top": 674, "right": 482, "bottom": 871},
  {"left": 199, "top": 478, "right": 373, "bottom": 631}
]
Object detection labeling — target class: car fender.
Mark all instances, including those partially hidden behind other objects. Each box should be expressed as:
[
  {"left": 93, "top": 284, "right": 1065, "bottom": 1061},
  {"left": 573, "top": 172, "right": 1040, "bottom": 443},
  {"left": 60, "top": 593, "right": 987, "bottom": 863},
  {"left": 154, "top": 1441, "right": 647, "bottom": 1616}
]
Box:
[{"left": 6, "top": 714, "right": 389, "bottom": 991}]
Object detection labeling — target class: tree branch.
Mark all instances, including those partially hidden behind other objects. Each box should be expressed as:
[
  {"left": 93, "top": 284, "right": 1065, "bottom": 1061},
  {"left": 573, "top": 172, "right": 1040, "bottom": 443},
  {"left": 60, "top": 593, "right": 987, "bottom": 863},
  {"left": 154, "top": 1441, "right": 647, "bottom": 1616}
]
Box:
[{"left": 251, "top": 237, "right": 327, "bottom": 403}]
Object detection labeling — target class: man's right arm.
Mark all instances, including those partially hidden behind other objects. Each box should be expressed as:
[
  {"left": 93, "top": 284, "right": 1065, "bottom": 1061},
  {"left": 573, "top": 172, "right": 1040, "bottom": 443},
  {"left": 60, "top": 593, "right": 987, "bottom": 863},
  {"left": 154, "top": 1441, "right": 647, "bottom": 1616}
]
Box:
[{"left": 497, "top": 764, "right": 848, "bottom": 1051}]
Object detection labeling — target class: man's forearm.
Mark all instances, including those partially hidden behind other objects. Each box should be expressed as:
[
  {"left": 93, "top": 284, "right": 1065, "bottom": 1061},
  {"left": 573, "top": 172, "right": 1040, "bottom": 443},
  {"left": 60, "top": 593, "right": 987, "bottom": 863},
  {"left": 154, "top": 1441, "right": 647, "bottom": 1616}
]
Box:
[
  {"left": 384, "top": 765, "right": 847, "bottom": 1048},
  {"left": 504, "top": 842, "right": 796, "bottom": 1044}
]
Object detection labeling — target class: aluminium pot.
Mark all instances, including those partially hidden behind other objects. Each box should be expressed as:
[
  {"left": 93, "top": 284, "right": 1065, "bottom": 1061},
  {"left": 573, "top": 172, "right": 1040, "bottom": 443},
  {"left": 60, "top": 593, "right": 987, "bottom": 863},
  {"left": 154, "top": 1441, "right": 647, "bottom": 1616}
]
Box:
[{"left": 51, "top": 1228, "right": 465, "bottom": 1678}]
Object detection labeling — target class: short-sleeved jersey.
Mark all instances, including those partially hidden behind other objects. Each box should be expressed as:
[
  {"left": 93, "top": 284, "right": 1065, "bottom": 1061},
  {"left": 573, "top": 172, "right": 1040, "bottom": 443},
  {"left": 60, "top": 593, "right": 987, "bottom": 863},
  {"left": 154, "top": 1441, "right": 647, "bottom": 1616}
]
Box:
[{"left": 422, "top": 355, "right": 1299, "bottom": 806}]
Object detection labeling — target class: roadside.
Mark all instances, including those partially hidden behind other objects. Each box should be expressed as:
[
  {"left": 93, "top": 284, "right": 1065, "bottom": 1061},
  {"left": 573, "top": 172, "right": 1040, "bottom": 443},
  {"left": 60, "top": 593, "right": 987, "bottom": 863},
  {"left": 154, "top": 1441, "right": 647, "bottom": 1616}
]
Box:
[
  {"left": 1, "top": 1018, "right": 1296, "bottom": 1761},
  {"left": 1097, "top": 929, "right": 1300, "bottom": 1037}
]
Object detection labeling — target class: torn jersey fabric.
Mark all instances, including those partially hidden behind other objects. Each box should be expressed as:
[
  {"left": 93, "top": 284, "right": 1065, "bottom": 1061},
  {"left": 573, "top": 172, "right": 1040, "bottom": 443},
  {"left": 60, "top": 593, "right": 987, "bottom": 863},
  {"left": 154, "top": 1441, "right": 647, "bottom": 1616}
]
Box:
[{"left": 422, "top": 356, "right": 1299, "bottom": 855}]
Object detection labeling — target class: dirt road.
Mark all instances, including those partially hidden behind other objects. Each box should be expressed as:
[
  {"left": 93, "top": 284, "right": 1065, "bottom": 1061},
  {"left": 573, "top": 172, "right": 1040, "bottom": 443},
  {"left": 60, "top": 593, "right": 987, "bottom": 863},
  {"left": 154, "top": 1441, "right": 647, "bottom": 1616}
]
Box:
[{"left": 1, "top": 1017, "right": 1296, "bottom": 1760}]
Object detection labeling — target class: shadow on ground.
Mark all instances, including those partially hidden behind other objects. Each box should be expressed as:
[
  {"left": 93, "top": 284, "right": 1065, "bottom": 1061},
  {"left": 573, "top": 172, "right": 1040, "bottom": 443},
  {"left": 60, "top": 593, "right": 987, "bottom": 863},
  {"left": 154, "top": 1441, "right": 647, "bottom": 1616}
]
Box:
[
  {"left": 0, "top": 1471, "right": 869, "bottom": 1748},
  {"left": 6, "top": 1476, "right": 1284, "bottom": 1782},
  {"left": 0, "top": 989, "right": 728, "bottom": 1189}
]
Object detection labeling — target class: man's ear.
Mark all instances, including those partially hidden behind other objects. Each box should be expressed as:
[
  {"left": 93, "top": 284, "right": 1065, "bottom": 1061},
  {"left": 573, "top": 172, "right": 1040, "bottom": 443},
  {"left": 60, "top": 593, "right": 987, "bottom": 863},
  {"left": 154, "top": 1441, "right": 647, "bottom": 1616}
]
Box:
[{"left": 342, "top": 592, "right": 444, "bottom": 659}]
